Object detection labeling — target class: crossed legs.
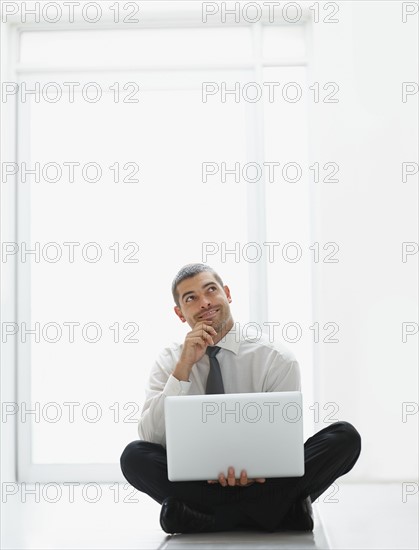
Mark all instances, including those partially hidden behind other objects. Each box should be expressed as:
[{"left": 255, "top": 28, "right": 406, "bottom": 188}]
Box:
[{"left": 120, "top": 421, "right": 361, "bottom": 532}]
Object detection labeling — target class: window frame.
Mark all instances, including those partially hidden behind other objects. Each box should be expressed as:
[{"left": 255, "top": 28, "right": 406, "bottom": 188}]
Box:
[{"left": 1, "top": 7, "right": 315, "bottom": 482}]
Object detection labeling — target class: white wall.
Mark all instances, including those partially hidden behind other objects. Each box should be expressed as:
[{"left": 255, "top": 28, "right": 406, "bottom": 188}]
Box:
[{"left": 307, "top": 1, "right": 418, "bottom": 481}]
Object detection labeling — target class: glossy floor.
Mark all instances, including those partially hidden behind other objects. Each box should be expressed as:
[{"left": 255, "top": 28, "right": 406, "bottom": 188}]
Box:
[{"left": 2, "top": 483, "right": 417, "bottom": 549}]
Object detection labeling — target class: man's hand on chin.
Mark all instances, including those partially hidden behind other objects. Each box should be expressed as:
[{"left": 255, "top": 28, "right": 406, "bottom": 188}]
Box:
[{"left": 207, "top": 466, "right": 266, "bottom": 487}]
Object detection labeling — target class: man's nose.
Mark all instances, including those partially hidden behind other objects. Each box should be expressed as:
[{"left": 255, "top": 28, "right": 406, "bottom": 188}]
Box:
[{"left": 199, "top": 296, "right": 211, "bottom": 308}]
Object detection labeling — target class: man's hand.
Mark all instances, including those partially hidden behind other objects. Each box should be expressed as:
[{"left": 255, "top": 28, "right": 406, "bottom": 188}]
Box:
[
  {"left": 207, "top": 467, "right": 266, "bottom": 487},
  {"left": 173, "top": 321, "right": 218, "bottom": 381}
]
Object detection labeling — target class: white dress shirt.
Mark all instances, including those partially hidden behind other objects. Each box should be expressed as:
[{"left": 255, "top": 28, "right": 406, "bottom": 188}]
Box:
[{"left": 138, "top": 323, "right": 301, "bottom": 447}]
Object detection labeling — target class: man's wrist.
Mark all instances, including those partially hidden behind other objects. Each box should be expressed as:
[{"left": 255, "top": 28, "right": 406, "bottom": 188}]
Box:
[{"left": 172, "top": 362, "right": 191, "bottom": 382}]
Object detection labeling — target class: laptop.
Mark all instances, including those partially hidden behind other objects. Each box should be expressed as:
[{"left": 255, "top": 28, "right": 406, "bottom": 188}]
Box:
[{"left": 164, "top": 391, "right": 304, "bottom": 482}]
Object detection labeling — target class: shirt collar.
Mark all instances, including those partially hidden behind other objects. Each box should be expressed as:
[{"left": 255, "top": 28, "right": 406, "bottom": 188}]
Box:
[{"left": 215, "top": 323, "right": 242, "bottom": 355}]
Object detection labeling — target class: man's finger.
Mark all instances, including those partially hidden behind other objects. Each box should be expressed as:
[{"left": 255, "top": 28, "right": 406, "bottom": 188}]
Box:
[
  {"left": 193, "top": 321, "right": 216, "bottom": 334},
  {"left": 227, "top": 467, "right": 236, "bottom": 486},
  {"left": 199, "top": 322, "right": 217, "bottom": 335},
  {"left": 201, "top": 329, "right": 215, "bottom": 346}
]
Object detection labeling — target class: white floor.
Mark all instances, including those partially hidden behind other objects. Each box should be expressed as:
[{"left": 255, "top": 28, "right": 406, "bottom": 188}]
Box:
[
  {"left": 317, "top": 483, "right": 419, "bottom": 550},
  {"left": 1, "top": 483, "right": 418, "bottom": 549}
]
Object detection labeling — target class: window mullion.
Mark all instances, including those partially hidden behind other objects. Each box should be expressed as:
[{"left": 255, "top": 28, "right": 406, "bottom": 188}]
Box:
[{"left": 246, "top": 22, "right": 268, "bottom": 328}]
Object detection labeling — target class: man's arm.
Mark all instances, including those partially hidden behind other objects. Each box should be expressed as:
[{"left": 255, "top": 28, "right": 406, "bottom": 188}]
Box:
[
  {"left": 265, "top": 354, "right": 301, "bottom": 392},
  {"left": 138, "top": 348, "right": 191, "bottom": 446},
  {"left": 138, "top": 322, "right": 217, "bottom": 445}
]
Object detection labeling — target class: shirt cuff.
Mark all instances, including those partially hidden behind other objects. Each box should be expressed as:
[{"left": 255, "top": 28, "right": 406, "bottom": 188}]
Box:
[{"left": 163, "top": 373, "right": 192, "bottom": 396}]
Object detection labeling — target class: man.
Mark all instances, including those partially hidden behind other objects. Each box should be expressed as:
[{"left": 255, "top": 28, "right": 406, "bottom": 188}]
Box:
[{"left": 120, "top": 263, "right": 361, "bottom": 534}]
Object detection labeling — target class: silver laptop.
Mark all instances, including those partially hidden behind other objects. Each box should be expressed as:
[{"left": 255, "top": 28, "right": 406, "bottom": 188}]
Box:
[{"left": 165, "top": 391, "right": 304, "bottom": 482}]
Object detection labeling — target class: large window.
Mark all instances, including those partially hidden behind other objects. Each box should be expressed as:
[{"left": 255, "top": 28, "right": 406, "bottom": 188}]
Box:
[{"left": 3, "top": 6, "right": 313, "bottom": 481}]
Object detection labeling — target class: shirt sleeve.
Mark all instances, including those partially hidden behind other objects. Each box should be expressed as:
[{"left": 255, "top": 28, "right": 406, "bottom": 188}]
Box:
[
  {"left": 137, "top": 347, "right": 191, "bottom": 447},
  {"left": 264, "top": 352, "right": 301, "bottom": 393}
]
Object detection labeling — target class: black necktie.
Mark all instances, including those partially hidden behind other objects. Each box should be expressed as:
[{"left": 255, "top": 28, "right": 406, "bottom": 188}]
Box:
[{"left": 205, "top": 346, "right": 225, "bottom": 394}]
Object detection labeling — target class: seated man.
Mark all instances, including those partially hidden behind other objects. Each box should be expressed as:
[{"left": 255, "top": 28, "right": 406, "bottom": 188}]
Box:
[{"left": 120, "top": 263, "right": 361, "bottom": 533}]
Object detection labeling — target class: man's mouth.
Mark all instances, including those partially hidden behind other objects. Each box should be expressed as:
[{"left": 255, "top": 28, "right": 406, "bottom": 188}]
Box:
[{"left": 199, "top": 308, "right": 220, "bottom": 320}]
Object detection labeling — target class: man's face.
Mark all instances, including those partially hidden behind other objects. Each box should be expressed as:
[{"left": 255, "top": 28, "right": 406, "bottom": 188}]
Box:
[{"left": 174, "top": 272, "right": 233, "bottom": 333}]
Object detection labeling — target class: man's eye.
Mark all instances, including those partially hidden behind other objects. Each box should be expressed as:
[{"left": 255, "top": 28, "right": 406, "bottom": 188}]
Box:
[
  {"left": 209, "top": 286, "right": 216, "bottom": 291},
  {"left": 185, "top": 296, "right": 194, "bottom": 302}
]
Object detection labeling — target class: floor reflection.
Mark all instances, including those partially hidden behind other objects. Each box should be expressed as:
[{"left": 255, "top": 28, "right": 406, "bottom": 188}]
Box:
[{"left": 160, "top": 509, "right": 328, "bottom": 550}]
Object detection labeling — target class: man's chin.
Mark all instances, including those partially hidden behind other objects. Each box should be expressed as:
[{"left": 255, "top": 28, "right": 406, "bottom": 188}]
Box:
[{"left": 214, "top": 319, "right": 231, "bottom": 334}]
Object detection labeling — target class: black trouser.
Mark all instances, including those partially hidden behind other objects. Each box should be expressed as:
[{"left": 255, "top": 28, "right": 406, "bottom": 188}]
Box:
[{"left": 120, "top": 421, "right": 361, "bottom": 532}]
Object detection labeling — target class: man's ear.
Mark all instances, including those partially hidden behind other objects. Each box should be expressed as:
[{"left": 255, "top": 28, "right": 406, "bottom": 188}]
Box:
[
  {"left": 223, "top": 285, "right": 232, "bottom": 303},
  {"left": 174, "top": 305, "right": 186, "bottom": 322}
]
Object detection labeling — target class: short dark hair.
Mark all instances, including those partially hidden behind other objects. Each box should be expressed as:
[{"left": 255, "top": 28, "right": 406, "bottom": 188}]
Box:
[{"left": 172, "top": 263, "right": 224, "bottom": 307}]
